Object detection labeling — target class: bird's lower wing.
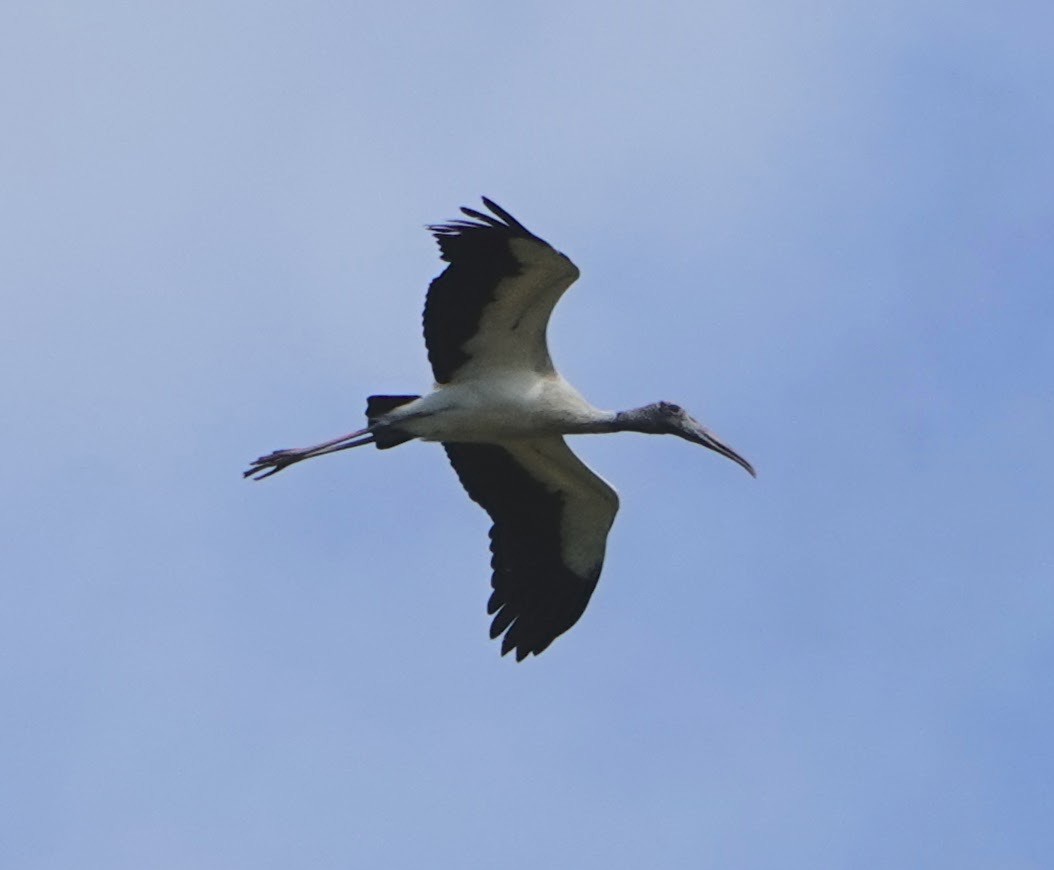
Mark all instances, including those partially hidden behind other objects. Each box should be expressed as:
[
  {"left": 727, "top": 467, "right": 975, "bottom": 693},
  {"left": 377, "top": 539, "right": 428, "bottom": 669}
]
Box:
[{"left": 443, "top": 437, "right": 619, "bottom": 660}]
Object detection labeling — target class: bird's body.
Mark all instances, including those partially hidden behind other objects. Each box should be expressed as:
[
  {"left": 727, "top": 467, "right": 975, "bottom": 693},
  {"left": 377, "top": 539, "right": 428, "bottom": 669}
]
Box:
[
  {"left": 389, "top": 373, "right": 609, "bottom": 443},
  {"left": 246, "top": 198, "right": 754, "bottom": 660}
]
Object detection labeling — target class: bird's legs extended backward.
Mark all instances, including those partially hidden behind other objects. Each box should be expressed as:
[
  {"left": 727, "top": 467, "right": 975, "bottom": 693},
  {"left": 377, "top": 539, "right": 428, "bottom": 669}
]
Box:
[{"left": 244, "top": 426, "right": 375, "bottom": 480}]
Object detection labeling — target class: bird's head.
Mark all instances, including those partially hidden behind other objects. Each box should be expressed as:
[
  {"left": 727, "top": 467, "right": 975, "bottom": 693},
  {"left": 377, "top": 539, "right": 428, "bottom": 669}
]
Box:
[{"left": 618, "top": 401, "right": 756, "bottom": 477}]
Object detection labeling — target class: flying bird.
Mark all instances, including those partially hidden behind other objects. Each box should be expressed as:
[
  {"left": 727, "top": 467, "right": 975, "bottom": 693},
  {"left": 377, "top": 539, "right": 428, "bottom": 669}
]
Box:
[{"left": 245, "top": 198, "right": 755, "bottom": 660}]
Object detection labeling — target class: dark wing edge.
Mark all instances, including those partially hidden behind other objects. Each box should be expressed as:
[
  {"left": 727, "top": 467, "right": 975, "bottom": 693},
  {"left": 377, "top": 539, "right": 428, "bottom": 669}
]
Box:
[
  {"left": 427, "top": 197, "right": 541, "bottom": 257},
  {"left": 443, "top": 439, "right": 619, "bottom": 660},
  {"left": 422, "top": 198, "right": 573, "bottom": 384}
]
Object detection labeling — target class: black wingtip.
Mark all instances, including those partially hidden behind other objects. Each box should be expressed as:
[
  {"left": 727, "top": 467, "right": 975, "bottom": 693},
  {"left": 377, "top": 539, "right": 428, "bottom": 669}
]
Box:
[
  {"left": 428, "top": 197, "right": 535, "bottom": 241},
  {"left": 458, "top": 206, "right": 504, "bottom": 228},
  {"left": 480, "top": 197, "right": 530, "bottom": 234}
]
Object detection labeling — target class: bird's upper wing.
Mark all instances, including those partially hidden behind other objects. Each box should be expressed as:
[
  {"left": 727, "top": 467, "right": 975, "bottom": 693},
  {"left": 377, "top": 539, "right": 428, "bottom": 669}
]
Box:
[
  {"left": 423, "top": 198, "right": 581, "bottom": 384},
  {"left": 443, "top": 437, "right": 619, "bottom": 660}
]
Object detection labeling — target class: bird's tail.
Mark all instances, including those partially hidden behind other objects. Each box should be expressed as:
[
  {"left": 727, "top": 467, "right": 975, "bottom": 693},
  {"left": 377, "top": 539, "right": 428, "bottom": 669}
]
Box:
[{"left": 366, "top": 394, "right": 421, "bottom": 449}]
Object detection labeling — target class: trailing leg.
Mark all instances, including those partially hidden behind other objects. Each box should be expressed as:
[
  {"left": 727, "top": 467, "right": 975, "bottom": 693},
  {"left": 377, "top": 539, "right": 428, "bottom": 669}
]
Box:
[
  {"left": 243, "top": 426, "right": 375, "bottom": 480},
  {"left": 243, "top": 393, "right": 423, "bottom": 480}
]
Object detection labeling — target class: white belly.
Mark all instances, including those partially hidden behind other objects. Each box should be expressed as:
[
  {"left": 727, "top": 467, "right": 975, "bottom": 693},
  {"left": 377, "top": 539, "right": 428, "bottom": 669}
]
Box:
[{"left": 396, "top": 373, "right": 604, "bottom": 443}]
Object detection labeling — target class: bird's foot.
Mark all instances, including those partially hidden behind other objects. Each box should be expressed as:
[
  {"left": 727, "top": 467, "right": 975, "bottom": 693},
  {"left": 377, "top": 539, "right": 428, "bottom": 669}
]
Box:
[{"left": 242, "top": 448, "right": 307, "bottom": 481}]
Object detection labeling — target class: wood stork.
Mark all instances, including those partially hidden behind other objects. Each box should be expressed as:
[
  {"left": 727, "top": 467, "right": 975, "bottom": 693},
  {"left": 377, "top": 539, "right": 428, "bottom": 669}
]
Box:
[{"left": 245, "top": 198, "right": 755, "bottom": 660}]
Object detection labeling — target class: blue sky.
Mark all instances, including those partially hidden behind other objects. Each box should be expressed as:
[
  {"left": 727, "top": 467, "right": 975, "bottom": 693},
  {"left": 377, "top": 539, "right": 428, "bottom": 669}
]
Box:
[{"left": 3, "top": 2, "right": 1052, "bottom": 867}]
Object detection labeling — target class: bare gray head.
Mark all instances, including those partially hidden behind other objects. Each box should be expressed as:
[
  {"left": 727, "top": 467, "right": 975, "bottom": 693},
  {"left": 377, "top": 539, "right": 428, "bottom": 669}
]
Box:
[{"left": 614, "top": 401, "right": 756, "bottom": 477}]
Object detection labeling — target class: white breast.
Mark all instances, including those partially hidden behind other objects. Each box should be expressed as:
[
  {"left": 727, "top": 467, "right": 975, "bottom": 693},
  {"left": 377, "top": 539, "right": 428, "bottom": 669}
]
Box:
[{"left": 398, "top": 372, "right": 605, "bottom": 443}]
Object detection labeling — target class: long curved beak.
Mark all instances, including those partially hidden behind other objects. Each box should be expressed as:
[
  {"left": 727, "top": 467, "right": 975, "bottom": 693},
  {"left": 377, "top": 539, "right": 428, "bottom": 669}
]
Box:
[{"left": 682, "top": 424, "right": 756, "bottom": 477}]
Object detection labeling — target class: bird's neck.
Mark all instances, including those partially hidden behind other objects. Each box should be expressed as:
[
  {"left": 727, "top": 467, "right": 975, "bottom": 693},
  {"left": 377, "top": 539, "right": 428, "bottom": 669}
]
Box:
[
  {"left": 563, "top": 409, "right": 621, "bottom": 435},
  {"left": 611, "top": 406, "right": 664, "bottom": 434}
]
